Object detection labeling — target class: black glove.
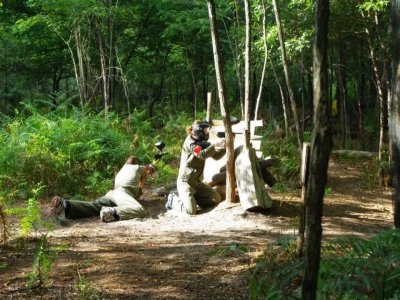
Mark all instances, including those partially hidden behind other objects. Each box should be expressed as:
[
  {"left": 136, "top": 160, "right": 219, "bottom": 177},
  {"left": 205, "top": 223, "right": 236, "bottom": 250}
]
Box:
[{"left": 196, "top": 141, "right": 211, "bottom": 150}]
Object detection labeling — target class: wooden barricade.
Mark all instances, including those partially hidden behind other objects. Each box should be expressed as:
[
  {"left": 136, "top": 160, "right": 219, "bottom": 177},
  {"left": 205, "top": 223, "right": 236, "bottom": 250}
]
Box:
[{"left": 203, "top": 119, "right": 273, "bottom": 210}]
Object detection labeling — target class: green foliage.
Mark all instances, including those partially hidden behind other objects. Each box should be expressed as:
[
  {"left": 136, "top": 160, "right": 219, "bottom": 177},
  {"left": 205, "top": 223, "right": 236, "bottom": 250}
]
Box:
[
  {"left": 249, "top": 237, "right": 302, "bottom": 299},
  {"left": 76, "top": 269, "right": 102, "bottom": 299},
  {"left": 262, "top": 130, "right": 301, "bottom": 189},
  {"left": 324, "top": 187, "right": 333, "bottom": 196},
  {"left": 0, "top": 105, "right": 160, "bottom": 199},
  {"left": 249, "top": 229, "right": 400, "bottom": 299},
  {"left": 149, "top": 112, "right": 191, "bottom": 184},
  {"left": 19, "top": 197, "right": 41, "bottom": 237},
  {"left": 360, "top": 159, "right": 380, "bottom": 189},
  {"left": 318, "top": 229, "right": 400, "bottom": 299},
  {"left": 5, "top": 185, "right": 44, "bottom": 237},
  {"left": 208, "top": 243, "right": 249, "bottom": 257},
  {"left": 0, "top": 262, "right": 8, "bottom": 269},
  {"left": 2, "top": 185, "right": 60, "bottom": 293},
  {"left": 28, "top": 234, "right": 57, "bottom": 291},
  {"left": 0, "top": 200, "right": 7, "bottom": 243},
  {"left": 358, "top": 0, "right": 390, "bottom": 12}
]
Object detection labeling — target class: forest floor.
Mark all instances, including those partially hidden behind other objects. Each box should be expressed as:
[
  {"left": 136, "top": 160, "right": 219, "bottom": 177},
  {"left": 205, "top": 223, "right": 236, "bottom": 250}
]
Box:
[{"left": 0, "top": 158, "right": 395, "bottom": 299}]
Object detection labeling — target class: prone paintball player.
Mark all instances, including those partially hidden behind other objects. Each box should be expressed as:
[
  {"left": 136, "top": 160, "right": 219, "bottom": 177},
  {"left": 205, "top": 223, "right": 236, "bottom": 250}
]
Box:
[{"left": 51, "top": 156, "right": 156, "bottom": 222}]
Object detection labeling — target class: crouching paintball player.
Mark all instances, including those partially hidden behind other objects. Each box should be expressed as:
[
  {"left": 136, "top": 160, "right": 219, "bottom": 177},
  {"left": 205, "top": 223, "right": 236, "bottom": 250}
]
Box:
[
  {"left": 51, "top": 156, "right": 155, "bottom": 222},
  {"left": 165, "top": 120, "right": 226, "bottom": 215}
]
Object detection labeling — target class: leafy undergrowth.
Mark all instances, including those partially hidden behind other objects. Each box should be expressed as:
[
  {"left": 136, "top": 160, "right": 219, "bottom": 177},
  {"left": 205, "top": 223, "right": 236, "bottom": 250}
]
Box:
[{"left": 250, "top": 229, "right": 400, "bottom": 299}]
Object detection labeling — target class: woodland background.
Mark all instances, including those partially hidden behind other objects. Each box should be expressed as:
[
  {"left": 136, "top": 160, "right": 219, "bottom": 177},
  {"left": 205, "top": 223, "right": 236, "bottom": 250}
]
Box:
[{"left": 1, "top": 0, "right": 400, "bottom": 299}]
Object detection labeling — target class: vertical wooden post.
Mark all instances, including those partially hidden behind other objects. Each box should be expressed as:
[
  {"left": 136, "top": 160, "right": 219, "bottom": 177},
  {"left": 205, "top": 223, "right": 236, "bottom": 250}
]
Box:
[
  {"left": 297, "top": 142, "right": 310, "bottom": 258},
  {"left": 206, "top": 92, "right": 212, "bottom": 123}
]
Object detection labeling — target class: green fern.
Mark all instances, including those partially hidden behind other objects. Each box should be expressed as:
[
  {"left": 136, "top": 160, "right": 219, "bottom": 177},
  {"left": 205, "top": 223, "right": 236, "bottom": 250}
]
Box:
[
  {"left": 19, "top": 197, "right": 41, "bottom": 237},
  {"left": 249, "top": 230, "right": 400, "bottom": 299},
  {"left": 28, "top": 234, "right": 57, "bottom": 291}
]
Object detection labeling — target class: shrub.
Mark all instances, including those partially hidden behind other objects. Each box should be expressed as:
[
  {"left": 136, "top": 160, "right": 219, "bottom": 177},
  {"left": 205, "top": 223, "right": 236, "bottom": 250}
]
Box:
[
  {"left": 0, "top": 105, "right": 160, "bottom": 200},
  {"left": 249, "top": 229, "right": 400, "bottom": 299}
]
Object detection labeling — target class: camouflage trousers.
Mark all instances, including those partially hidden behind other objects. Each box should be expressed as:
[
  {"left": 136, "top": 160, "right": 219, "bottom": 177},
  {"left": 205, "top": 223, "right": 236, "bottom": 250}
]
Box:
[
  {"left": 169, "top": 179, "right": 222, "bottom": 215},
  {"left": 66, "top": 188, "right": 147, "bottom": 220}
]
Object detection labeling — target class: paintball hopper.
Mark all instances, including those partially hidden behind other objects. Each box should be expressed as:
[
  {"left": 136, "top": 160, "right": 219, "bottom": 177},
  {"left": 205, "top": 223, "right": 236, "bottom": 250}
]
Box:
[
  {"left": 155, "top": 141, "right": 166, "bottom": 152},
  {"left": 154, "top": 141, "right": 168, "bottom": 160},
  {"left": 230, "top": 115, "right": 240, "bottom": 125}
]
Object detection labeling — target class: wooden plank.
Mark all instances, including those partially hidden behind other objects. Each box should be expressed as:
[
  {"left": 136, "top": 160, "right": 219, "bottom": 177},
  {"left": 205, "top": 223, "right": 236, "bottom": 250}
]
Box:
[
  {"left": 203, "top": 154, "right": 226, "bottom": 184},
  {"left": 250, "top": 140, "right": 261, "bottom": 150},
  {"left": 212, "top": 120, "right": 263, "bottom": 135},
  {"left": 206, "top": 92, "right": 212, "bottom": 122},
  {"left": 232, "top": 135, "right": 262, "bottom": 150},
  {"left": 205, "top": 158, "right": 276, "bottom": 188},
  {"left": 233, "top": 134, "right": 262, "bottom": 141},
  {"left": 232, "top": 120, "right": 263, "bottom": 135},
  {"left": 235, "top": 144, "right": 272, "bottom": 210}
]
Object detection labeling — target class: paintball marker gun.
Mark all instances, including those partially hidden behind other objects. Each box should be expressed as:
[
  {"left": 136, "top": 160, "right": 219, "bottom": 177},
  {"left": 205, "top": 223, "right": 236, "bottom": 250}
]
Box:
[
  {"left": 154, "top": 141, "right": 168, "bottom": 161},
  {"left": 195, "top": 140, "right": 211, "bottom": 150},
  {"left": 217, "top": 132, "right": 225, "bottom": 138}
]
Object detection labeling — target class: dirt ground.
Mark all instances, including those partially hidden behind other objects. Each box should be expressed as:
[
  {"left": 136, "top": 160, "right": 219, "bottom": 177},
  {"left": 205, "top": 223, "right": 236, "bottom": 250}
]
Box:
[{"left": 0, "top": 159, "right": 395, "bottom": 299}]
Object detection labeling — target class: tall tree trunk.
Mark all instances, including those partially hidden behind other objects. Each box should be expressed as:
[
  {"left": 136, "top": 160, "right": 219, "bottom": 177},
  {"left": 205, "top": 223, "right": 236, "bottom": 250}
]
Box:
[
  {"left": 337, "top": 40, "right": 349, "bottom": 149},
  {"left": 390, "top": 0, "right": 400, "bottom": 228},
  {"left": 233, "top": 0, "right": 245, "bottom": 117},
  {"left": 254, "top": 0, "right": 268, "bottom": 120},
  {"left": 373, "top": 9, "right": 391, "bottom": 184},
  {"left": 362, "top": 11, "right": 386, "bottom": 163},
  {"left": 272, "top": 0, "right": 302, "bottom": 150},
  {"left": 74, "top": 24, "right": 88, "bottom": 106},
  {"left": 270, "top": 58, "right": 289, "bottom": 136},
  {"left": 207, "top": 0, "right": 236, "bottom": 203},
  {"left": 184, "top": 41, "right": 198, "bottom": 118},
  {"left": 244, "top": 0, "right": 252, "bottom": 135},
  {"left": 108, "top": 0, "right": 116, "bottom": 108},
  {"left": 357, "top": 41, "right": 366, "bottom": 150},
  {"left": 97, "top": 26, "right": 109, "bottom": 113},
  {"left": 149, "top": 49, "right": 169, "bottom": 118},
  {"left": 115, "top": 48, "right": 131, "bottom": 119},
  {"left": 301, "top": 0, "right": 331, "bottom": 299},
  {"left": 300, "top": 57, "right": 306, "bottom": 134}
]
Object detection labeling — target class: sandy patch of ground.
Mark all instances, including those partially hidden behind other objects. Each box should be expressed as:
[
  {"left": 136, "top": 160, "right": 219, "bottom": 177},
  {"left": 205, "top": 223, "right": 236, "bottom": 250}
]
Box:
[{"left": 0, "top": 159, "right": 394, "bottom": 299}]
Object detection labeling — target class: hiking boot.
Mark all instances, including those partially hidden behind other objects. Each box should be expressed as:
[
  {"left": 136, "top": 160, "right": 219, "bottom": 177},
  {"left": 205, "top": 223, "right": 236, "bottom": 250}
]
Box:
[
  {"left": 51, "top": 196, "right": 65, "bottom": 218},
  {"left": 165, "top": 192, "right": 176, "bottom": 210},
  {"left": 100, "top": 206, "right": 117, "bottom": 222}
]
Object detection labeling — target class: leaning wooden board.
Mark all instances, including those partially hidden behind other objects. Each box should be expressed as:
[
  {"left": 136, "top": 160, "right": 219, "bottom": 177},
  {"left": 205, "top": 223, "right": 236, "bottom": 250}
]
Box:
[
  {"left": 235, "top": 144, "right": 272, "bottom": 210},
  {"left": 203, "top": 120, "right": 264, "bottom": 183}
]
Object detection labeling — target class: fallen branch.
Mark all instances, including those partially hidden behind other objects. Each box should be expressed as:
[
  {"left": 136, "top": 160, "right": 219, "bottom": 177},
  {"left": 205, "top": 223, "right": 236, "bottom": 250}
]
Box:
[{"left": 331, "top": 150, "right": 378, "bottom": 158}]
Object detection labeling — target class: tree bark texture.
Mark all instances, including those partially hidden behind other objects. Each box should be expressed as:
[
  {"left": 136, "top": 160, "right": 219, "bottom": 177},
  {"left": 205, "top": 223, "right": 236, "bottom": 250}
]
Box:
[
  {"left": 233, "top": 0, "right": 245, "bottom": 117},
  {"left": 74, "top": 24, "right": 88, "bottom": 106},
  {"left": 390, "top": 0, "right": 400, "bottom": 228},
  {"left": 207, "top": 0, "right": 236, "bottom": 203},
  {"left": 301, "top": 1, "right": 331, "bottom": 299},
  {"left": 337, "top": 40, "right": 348, "bottom": 149},
  {"left": 244, "top": 0, "right": 252, "bottom": 134},
  {"left": 254, "top": 0, "right": 268, "bottom": 120},
  {"left": 270, "top": 58, "right": 289, "bottom": 136},
  {"left": 362, "top": 11, "right": 386, "bottom": 162},
  {"left": 272, "top": 0, "right": 302, "bottom": 150}
]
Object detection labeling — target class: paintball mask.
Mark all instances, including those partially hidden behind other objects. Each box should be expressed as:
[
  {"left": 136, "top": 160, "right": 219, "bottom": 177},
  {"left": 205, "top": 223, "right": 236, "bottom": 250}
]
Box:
[{"left": 192, "top": 121, "right": 210, "bottom": 141}]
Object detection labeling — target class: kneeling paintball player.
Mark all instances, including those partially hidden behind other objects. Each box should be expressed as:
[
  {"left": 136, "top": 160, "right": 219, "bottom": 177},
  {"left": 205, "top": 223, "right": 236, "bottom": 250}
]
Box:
[{"left": 166, "top": 120, "right": 226, "bottom": 215}]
